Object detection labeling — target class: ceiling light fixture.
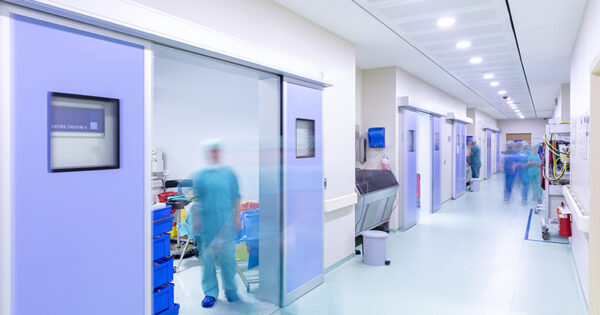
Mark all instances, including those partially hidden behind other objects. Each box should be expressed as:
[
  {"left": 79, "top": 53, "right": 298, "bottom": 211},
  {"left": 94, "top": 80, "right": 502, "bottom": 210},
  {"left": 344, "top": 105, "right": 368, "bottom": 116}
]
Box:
[
  {"left": 437, "top": 17, "right": 456, "bottom": 27},
  {"left": 490, "top": 81, "right": 499, "bottom": 87},
  {"left": 506, "top": 97, "right": 511, "bottom": 100},
  {"left": 456, "top": 41, "right": 471, "bottom": 49},
  {"left": 497, "top": 90, "right": 506, "bottom": 95},
  {"left": 470, "top": 57, "right": 483, "bottom": 64},
  {"left": 507, "top": 100, "right": 514, "bottom": 104},
  {"left": 483, "top": 73, "right": 494, "bottom": 79}
]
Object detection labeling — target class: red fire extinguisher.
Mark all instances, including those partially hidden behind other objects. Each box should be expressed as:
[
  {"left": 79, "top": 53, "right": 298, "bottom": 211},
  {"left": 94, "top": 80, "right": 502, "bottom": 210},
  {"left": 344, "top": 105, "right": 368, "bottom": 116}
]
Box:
[{"left": 557, "top": 203, "right": 572, "bottom": 237}]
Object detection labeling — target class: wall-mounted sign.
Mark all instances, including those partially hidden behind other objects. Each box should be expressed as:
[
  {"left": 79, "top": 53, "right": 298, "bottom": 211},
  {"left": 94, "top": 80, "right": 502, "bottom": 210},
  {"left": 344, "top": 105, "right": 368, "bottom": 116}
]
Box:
[
  {"left": 51, "top": 106, "right": 105, "bottom": 133},
  {"left": 49, "top": 92, "right": 119, "bottom": 172}
]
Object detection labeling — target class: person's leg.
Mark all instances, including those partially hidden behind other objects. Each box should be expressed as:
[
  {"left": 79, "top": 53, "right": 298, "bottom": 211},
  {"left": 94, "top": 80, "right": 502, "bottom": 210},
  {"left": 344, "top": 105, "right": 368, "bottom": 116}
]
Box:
[
  {"left": 219, "top": 238, "right": 238, "bottom": 300},
  {"left": 520, "top": 174, "right": 529, "bottom": 201},
  {"left": 504, "top": 172, "right": 515, "bottom": 200},
  {"left": 471, "top": 165, "right": 479, "bottom": 178},
  {"left": 201, "top": 242, "right": 220, "bottom": 299}
]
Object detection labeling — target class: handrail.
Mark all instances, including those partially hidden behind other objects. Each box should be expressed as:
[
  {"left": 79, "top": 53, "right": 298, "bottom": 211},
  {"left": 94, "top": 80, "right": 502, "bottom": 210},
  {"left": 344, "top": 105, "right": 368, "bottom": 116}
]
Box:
[{"left": 563, "top": 185, "right": 590, "bottom": 234}]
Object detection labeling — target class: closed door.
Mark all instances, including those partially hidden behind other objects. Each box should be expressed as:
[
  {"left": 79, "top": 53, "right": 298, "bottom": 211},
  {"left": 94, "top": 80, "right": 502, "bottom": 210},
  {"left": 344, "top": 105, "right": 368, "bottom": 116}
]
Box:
[
  {"left": 454, "top": 123, "right": 467, "bottom": 198},
  {"left": 403, "top": 109, "right": 418, "bottom": 228},
  {"left": 432, "top": 116, "right": 441, "bottom": 212},
  {"left": 506, "top": 133, "right": 532, "bottom": 146},
  {"left": 283, "top": 80, "right": 323, "bottom": 305},
  {"left": 486, "top": 130, "right": 492, "bottom": 179},
  {"left": 12, "top": 15, "right": 146, "bottom": 315}
]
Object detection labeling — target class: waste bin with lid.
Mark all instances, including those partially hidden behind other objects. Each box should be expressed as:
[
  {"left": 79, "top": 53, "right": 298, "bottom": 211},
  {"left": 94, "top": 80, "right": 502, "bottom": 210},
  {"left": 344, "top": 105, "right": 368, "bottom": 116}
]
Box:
[{"left": 361, "top": 230, "right": 389, "bottom": 266}]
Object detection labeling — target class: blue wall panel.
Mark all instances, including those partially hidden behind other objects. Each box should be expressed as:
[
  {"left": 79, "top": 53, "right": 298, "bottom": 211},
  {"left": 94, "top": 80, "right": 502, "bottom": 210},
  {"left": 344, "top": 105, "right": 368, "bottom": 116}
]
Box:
[{"left": 12, "top": 15, "right": 145, "bottom": 315}]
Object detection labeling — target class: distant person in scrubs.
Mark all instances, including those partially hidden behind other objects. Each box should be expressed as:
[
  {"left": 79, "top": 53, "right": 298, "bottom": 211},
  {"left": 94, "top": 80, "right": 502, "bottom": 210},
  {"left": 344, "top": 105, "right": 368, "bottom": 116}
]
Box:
[
  {"left": 502, "top": 141, "right": 518, "bottom": 201},
  {"left": 190, "top": 139, "right": 241, "bottom": 308},
  {"left": 468, "top": 137, "right": 482, "bottom": 178},
  {"left": 516, "top": 142, "right": 531, "bottom": 203}
]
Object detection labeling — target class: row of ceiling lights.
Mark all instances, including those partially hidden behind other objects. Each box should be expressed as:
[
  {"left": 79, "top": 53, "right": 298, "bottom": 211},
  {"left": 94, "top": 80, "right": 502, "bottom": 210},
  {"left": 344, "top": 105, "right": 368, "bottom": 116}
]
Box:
[{"left": 437, "top": 17, "right": 524, "bottom": 119}]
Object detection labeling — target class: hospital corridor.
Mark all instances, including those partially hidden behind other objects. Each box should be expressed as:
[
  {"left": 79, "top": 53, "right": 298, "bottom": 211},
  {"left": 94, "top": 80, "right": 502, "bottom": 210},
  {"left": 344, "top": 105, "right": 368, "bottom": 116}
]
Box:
[{"left": 1, "top": 1, "right": 600, "bottom": 315}]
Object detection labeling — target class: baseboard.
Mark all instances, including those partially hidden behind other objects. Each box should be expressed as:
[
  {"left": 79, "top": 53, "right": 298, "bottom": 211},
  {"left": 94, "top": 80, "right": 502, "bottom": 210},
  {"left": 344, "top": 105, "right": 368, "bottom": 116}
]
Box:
[{"left": 325, "top": 253, "right": 355, "bottom": 274}]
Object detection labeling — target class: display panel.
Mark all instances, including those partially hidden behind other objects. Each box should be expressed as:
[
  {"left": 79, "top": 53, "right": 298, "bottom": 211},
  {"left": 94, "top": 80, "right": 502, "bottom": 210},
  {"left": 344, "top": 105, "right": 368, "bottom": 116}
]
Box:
[
  {"left": 296, "top": 118, "right": 315, "bottom": 158},
  {"left": 49, "top": 92, "right": 119, "bottom": 172}
]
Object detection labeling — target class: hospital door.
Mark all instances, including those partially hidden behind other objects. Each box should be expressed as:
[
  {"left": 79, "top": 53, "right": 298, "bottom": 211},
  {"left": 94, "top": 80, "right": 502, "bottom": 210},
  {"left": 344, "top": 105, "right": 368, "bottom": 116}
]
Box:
[
  {"left": 453, "top": 122, "right": 466, "bottom": 199},
  {"left": 432, "top": 116, "right": 441, "bottom": 212},
  {"left": 282, "top": 80, "right": 324, "bottom": 305},
  {"left": 11, "top": 15, "right": 146, "bottom": 315},
  {"left": 486, "top": 130, "right": 492, "bottom": 179},
  {"left": 402, "top": 109, "right": 418, "bottom": 229}
]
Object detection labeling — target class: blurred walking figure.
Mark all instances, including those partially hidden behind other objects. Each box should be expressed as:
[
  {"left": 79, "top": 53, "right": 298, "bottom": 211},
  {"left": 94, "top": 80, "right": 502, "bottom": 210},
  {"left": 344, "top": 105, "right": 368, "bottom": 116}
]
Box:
[
  {"left": 468, "top": 137, "right": 482, "bottom": 178},
  {"left": 527, "top": 144, "right": 543, "bottom": 204},
  {"left": 503, "top": 141, "right": 518, "bottom": 201},
  {"left": 516, "top": 142, "right": 531, "bottom": 203},
  {"left": 190, "top": 139, "right": 241, "bottom": 308}
]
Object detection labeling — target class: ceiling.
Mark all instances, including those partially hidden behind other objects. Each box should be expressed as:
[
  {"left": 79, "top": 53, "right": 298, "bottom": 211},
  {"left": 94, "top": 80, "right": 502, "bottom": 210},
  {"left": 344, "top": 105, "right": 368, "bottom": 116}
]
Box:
[{"left": 275, "top": 0, "right": 587, "bottom": 119}]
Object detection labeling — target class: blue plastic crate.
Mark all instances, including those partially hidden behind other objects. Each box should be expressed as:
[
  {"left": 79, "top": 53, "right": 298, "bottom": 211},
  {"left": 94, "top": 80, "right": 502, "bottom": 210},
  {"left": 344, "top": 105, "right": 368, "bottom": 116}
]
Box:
[
  {"left": 153, "top": 233, "right": 171, "bottom": 261},
  {"left": 157, "top": 303, "right": 179, "bottom": 315},
  {"left": 153, "top": 283, "right": 174, "bottom": 314},
  {"left": 153, "top": 206, "right": 172, "bottom": 221},
  {"left": 153, "top": 257, "right": 174, "bottom": 289},
  {"left": 153, "top": 214, "right": 174, "bottom": 237}
]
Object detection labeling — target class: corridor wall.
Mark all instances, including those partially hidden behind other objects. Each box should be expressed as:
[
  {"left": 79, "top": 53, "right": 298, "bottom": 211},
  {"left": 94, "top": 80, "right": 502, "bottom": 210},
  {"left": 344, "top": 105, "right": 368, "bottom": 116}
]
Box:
[
  {"left": 358, "top": 66, "right": 468, "bottom": 230},
  {"left": 568, "top": 0, "right": 600, "bottom": 308}
]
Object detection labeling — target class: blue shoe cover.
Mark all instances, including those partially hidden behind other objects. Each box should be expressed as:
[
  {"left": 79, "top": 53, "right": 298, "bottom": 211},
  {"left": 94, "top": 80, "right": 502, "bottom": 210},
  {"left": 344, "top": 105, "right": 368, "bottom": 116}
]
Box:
[{"left": 202, "top": 296, "right": 216, "bottom": 308}]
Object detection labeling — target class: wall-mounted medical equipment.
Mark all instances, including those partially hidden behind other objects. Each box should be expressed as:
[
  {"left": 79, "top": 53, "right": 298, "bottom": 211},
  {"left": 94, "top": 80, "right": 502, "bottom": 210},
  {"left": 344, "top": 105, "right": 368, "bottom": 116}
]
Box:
[
  {"left": 49, "top": 92, "right": 120, "bottom": 172},
  {"left": 355, "top": 169, "right": 399, "bottom": 235},
  {"left": 541, "top": 122, "right": 571, "bottom": 239},
  {"left": 368, "top": 127, "right": 385, "bottom": 148}
]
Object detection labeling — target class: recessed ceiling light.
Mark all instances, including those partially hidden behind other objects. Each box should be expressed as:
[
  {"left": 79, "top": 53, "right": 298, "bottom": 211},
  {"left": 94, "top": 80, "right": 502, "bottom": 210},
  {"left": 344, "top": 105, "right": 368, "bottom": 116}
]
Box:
[
  {"left": 483, "top": 73, "right": 494, "bottom": 79},
  {"left": 490, "top": 81, "right": 499, "bottom": 87},
  {"left": 506, "top": 97, "right": 511, "bottom": 100},
  {"left": 470, "top": 57, "right": 483, "bottom": 64},
  {"left": 498, "top": 90, "right": 507, "bottom": 95},
  {"left": 437, "top": 17, "right": 456, "bottom": 27},
  {"left": 456, "top": 41, "right": 471, "bottom": 49},
  {"left": 507, "top": 100, "right": 514, "bottom": 104}
]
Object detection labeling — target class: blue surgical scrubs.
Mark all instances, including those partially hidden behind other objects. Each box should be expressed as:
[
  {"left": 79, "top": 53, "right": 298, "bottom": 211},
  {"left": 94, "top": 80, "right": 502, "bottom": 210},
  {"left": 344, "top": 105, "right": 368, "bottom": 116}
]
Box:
[
  {"left": 191, "top": 166, "right": 240, "bottom": 298},
  {"left": 517, "top": 150, "right": 530, "bottom": 200},
  {"left": 503, "top": 150, "right": 517, "bottom": 200},
  {"left": 528, "top": 152, "right": 542, "bottom": 203},
  {"left": 469, "top": 144, "right": 482, "bottom": 178}
]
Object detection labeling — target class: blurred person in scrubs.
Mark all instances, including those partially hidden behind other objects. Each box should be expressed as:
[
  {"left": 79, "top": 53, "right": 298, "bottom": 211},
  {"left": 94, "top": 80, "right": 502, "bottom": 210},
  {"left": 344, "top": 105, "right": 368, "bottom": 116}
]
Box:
[
  {"left": 516, "top": 142, "right": 530, "bottom": 203},
  {"left": 468, "top": 137, "right": 482, "bottom": 178},
  {"left": 527, "top": 144, "right": 543, "bottom": 204},
  {"left": 502, "top": 141, "right": 518, "bottom": 201},
  {"left": 190, "top": 138, "right": 241, "bottom": 308}
]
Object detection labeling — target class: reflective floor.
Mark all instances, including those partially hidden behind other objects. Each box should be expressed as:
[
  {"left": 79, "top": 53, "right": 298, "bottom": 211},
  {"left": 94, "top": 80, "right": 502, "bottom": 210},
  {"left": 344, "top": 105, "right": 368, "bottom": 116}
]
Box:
[
  {"left": 173, "top": 257, "right": 278, "bottom": 315},
  {"left": 278, "top": 174, "right": 586, "bottom": 315}
]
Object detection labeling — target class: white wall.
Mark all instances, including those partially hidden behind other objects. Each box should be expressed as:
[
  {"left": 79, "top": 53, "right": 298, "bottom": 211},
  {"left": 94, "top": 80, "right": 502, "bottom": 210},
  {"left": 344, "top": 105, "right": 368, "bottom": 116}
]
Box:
[
  {"left": 497, "top": 119, "right": 547, "bottom": 150},
  {"left": 358, "top": 66, "right": 469, "bottom": 229},
  {"left": 553, "top": 83, "right": 571, "bottom": 123},
  {"left": 568, "top": 0, "right": 600, "bottom": 307},
  {"left": 32, "top": 0, "right": 358, "bottom": 269},
  {"left": 152, "top": 46, "right": 263, "bottom": 201}
]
